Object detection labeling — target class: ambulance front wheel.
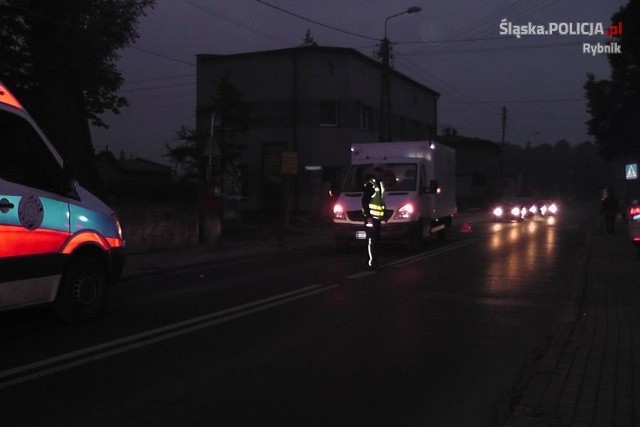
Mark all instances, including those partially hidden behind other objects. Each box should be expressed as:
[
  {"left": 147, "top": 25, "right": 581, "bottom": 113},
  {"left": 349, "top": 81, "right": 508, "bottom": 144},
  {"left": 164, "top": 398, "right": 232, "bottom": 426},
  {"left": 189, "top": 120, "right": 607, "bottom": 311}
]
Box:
[{"left": 55, "top": 254, "right": 109, "bottom": 323}]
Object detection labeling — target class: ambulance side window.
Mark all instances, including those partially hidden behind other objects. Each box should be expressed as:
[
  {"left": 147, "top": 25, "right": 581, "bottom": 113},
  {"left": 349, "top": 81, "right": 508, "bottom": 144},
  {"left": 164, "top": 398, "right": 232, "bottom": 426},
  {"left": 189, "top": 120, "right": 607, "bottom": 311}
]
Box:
[{"left": 0, "top": 110, "right": 62, "bottom": 193}]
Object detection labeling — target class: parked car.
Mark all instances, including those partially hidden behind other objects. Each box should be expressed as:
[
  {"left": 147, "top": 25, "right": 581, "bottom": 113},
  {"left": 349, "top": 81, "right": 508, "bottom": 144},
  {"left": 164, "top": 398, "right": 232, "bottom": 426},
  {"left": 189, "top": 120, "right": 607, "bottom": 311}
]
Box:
[{"left": 628, "top": 200, "right": 640, "bottom": 253}]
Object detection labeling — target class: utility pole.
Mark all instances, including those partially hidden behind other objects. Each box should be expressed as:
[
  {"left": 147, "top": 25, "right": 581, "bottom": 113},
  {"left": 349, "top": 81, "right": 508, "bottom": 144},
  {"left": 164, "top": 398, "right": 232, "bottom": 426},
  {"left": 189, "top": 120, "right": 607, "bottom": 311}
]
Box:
[
  {"left": 499, "top": 106, "right": 507, "bottom": 197},
  {"left": 378, "top": 7, "right": 421, "bottom": 143},
  {"left": 501, "top": 106, "right": 507, "bottom": 147},
  {"left": 379, "top": 37, "right": 392, "bottom": 142}
]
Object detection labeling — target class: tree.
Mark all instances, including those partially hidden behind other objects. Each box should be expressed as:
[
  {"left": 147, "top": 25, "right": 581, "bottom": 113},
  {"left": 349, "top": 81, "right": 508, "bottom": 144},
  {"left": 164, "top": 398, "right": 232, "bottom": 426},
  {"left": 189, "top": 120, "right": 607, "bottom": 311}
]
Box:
[
  {"left": 0, "top": 0, "right": 155, "bottom": 191},
  {"left": 164, "top": 126, "right": 206, "bottom": 179},
  {"left": 166, "top": 75, "right": 251, "bottom": 193},
  {"left": 585, "top": 0, "right": 640, "bottom": 161}
]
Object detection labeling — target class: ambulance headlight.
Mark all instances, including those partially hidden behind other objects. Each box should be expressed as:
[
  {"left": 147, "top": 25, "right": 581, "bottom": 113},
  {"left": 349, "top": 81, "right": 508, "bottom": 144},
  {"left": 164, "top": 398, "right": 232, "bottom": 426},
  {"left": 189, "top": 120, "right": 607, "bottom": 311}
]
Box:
[
  {"left": 332, "top": 203, "right": 346, "bottom": 220},
  {"left": 394, "top": 203, "right": 414, "bottom": 220},
  {"left": 112, "top": 214, "right": 123, "bottom": 240}
]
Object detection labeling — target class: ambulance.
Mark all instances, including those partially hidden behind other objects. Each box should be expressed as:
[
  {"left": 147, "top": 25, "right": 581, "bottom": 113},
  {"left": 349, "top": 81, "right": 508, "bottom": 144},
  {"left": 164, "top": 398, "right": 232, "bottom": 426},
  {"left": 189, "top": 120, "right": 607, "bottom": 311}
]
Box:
[
  {"left": 0, "top": 82, "right": 125, "bottom": 322},
  {"left": 332, "top": 141, "right": 457, "bottom": 250}
]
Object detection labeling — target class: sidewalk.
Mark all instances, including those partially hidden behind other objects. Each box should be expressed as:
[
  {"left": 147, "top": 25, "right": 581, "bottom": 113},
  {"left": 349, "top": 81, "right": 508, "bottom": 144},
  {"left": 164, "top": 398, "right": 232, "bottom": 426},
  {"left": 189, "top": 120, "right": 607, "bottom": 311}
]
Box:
[
  {"left": 120, "top": 219, "right": 335, "bottom": 280},
  {"left": 120, "top": 211, "right": 484, "bottom": 280},
  {"left": 506, "top": 228, "right": 640, "bottom": 426}
]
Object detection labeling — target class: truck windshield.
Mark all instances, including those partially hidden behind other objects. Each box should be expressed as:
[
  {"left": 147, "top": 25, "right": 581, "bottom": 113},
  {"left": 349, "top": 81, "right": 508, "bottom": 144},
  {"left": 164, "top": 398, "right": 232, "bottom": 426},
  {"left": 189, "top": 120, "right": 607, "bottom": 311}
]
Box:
[{"left": 342, "top": 163, "right": 417, "bottom": 192}]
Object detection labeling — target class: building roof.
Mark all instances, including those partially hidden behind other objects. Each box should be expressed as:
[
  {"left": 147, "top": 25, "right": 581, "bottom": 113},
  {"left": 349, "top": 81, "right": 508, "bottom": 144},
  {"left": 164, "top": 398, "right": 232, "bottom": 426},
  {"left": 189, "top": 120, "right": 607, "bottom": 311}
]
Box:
[
  {"left": 197, "top": 45, "right": 440, "bottom": 97},
  {"left": 117, "top": 157, "right": 172, "bottom": 173},
  {"left": 438, "top": 133, "right": 501, "bottom": 150}
]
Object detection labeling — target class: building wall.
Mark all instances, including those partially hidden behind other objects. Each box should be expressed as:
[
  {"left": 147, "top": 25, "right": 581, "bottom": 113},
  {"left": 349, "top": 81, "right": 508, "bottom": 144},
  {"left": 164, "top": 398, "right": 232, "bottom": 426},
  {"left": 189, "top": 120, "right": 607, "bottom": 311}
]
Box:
[
  {"left": 438, "top": 134, "right": 502, "bottom": 209},
  {"left": 196, "top": 46, "right": 439, "bottom": 213}
]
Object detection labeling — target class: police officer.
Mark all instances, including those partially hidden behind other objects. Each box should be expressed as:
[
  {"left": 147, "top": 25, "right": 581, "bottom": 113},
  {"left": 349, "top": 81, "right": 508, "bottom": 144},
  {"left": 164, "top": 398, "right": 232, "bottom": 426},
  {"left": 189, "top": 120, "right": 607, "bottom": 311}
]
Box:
[{"left": 361, "top": 164, "right": 386, "bottom": 269}]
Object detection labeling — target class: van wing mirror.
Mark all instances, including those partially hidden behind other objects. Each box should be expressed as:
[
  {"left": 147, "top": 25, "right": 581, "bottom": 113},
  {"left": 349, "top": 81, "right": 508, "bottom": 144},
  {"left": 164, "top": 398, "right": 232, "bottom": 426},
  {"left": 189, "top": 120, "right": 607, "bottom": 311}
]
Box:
[
  {"left": 421, "top": 179, "right": 439, "bottom": 194},
  {"left": 62, "top": 158, "right": 79, "bottom": 195}
]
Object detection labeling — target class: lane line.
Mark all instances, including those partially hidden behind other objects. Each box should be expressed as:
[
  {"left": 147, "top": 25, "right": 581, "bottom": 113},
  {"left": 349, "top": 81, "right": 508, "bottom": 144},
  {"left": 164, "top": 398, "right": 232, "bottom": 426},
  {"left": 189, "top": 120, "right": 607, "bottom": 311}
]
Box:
[
  {"left": 387, "top": 239, "right": 479, "bottom": 268},
  {"left": 0, "top": 284, "right": 336, "bottom": 390},
  {"left": 345, "top": 271, "right": 375, "bottom": 279}
]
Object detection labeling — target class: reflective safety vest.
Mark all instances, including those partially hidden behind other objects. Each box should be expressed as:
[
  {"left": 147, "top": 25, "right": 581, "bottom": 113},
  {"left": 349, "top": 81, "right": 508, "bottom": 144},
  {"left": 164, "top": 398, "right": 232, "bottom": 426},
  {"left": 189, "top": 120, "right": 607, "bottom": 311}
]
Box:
[{"left": 367, "top": 179, "right": 386, "bottom": 218}]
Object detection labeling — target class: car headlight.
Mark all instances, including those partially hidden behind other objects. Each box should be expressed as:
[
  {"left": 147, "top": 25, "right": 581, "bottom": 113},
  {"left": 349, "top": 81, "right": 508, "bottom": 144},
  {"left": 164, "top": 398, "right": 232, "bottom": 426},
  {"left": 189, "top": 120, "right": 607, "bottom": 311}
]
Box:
[
  {"left": 394, "top": 203, "right": 414, "bottom": 220},
  {"left": 493, "top": 207, "right": 504, "bottom": 217},
  {"left": 512, "top": 207, "right": 522, "bottom": 217}
]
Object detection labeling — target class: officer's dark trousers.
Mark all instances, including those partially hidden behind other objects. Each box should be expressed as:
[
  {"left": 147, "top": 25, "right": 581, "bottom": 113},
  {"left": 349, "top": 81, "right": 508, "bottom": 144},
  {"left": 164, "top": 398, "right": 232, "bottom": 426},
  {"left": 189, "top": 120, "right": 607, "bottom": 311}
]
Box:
[{"left": 366, "top": 217, "right": 381, "bottom": 268}]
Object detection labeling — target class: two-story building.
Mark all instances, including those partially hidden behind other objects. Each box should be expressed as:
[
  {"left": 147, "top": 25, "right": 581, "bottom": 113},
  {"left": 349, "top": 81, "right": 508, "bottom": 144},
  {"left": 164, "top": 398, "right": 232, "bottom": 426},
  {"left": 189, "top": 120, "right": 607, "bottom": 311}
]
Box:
[
  {"left": 438, "top": 128, "right": 502, "bottom": 210},
  {"left": 196, "top": 44, "right": 439, "bottom": 216}
]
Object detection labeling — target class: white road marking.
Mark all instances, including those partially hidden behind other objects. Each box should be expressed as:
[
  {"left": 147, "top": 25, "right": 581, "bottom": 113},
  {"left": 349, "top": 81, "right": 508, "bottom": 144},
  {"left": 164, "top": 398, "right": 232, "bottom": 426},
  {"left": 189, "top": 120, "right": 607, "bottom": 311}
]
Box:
[{"left": 0, "top": 284, "right": 336, "bottom": 390}]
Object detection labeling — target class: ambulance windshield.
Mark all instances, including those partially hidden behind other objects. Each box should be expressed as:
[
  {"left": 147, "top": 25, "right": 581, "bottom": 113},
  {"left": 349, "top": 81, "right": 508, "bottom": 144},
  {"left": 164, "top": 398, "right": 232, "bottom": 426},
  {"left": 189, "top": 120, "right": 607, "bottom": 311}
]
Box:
[{"left": 343, "top": 163, "right": 417, "bottom": 192}]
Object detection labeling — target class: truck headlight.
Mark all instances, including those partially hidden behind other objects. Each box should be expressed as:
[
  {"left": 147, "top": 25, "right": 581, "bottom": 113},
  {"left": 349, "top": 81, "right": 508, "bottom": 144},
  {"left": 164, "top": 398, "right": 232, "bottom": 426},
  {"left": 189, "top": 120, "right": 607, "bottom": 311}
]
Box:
[
  {"left": 394, "top": 203, "right": 414, "bottom": 220},
  {"left": 332, "top": 203, "right": 346, "bottom": 220}
]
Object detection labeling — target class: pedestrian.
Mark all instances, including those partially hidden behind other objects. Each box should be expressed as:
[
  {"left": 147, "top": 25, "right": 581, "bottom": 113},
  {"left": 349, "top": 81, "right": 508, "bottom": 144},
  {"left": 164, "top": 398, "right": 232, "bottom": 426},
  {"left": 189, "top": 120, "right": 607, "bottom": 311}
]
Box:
[
  {"left": 601, "top": 187, "right": 621, "bottom": 234},
  {"left": 361, "top": 164, "right": 386, "bottom": 269}
]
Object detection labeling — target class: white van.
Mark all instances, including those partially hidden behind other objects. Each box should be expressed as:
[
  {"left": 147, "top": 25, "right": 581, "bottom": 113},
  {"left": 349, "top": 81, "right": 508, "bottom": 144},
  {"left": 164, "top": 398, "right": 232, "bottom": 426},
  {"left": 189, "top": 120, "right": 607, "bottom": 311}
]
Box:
[
  {"left": 0, "top": 82, "right": 125, "bottom": 321},
  {"left": 332, "top": 141, "right": 457, "bottom": 250}
]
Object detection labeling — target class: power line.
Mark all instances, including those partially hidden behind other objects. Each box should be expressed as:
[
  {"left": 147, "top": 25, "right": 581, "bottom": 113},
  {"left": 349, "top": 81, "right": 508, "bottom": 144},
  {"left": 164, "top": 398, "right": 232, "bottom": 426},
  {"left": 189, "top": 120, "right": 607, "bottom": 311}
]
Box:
[
  {"left": 254, "top": 0, "right": 379, "bottom": 41},
  {"left": 180, "top": 0, "right": 291, "bottom": 46}
]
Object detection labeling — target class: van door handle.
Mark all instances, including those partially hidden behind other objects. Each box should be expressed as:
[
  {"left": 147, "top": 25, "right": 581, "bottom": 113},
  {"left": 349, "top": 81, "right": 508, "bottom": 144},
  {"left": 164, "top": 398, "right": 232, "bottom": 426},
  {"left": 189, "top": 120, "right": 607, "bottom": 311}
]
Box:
[{"left": 0, "top": 198, "right": 15, "bottom": 213}]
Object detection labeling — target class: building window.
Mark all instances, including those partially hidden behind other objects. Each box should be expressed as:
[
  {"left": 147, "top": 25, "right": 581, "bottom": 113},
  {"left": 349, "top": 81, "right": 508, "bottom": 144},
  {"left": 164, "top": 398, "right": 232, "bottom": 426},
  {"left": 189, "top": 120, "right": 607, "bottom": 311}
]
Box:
[
  {"left": 360, "top": 106, "right": 372, "bottom": 130},
  {"left": 320, "top": 100, "right": 339, "bottom": 127}
]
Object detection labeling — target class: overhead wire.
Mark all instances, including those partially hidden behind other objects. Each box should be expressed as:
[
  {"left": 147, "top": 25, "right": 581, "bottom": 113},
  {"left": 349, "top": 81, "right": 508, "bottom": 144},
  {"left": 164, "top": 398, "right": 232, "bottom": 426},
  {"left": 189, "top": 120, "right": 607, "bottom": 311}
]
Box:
[
  {"left": 253, "top": 0, "right": 379, "bottom": 42},
  {"left": 180, "top": 0, "right": 291, "bottom": 47}
]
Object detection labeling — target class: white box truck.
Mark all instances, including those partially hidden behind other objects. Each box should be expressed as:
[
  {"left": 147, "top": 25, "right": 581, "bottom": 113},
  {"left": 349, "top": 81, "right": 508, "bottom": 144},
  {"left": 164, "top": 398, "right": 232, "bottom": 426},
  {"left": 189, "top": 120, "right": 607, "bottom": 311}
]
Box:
[{"left": 332, "top": 141, "right": 457, "bottom": 250}]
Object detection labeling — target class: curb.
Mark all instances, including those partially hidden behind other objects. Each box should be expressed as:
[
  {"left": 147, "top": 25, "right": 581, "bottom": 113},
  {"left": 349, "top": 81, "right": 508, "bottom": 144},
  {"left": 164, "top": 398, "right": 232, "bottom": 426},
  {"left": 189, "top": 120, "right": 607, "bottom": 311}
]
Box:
[{"left": 502, "top": 229, "right": 593, "bottom": 426}]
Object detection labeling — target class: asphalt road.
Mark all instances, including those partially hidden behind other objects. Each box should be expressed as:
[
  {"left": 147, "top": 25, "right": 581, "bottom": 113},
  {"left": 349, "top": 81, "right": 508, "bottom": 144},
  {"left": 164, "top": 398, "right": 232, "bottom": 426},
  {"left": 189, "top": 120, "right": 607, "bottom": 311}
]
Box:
[{"left": 0, "top": 209, "right": 591, "bottom": 426}]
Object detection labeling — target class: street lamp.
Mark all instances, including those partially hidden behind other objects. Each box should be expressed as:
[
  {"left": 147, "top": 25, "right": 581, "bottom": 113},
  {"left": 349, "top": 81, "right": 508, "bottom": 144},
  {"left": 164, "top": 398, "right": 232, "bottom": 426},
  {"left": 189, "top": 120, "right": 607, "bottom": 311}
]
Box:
[
  {"left": 384, "top": 6, "right": 422, "bottom": 40},
  {"left": 379, "top": 6, "right": 421, "bottom": 142}
]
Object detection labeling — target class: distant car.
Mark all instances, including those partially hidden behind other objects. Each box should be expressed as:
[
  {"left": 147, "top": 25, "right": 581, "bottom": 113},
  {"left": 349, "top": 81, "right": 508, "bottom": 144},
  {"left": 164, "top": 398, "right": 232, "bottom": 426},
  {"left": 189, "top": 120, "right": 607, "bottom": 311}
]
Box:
[
  {"left": 628, "top": 200, "right": 640, "bottom": 253},
  {"left": 539, "top": 200, "right": 559, "bottom": 216},
  {"left": 522, "top": 198, "right": 541, "bottom": 218},
  {"left": 490, "top": 198, "right": 528, "bottom": 222}
]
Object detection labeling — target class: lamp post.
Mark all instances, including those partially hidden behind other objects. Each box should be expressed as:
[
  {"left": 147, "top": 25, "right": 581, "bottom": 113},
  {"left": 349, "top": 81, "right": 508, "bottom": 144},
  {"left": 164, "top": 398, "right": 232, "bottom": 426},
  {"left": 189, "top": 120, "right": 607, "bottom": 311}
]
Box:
[{"left": 379, "top": 6, "right": 421, "bottom": 142}]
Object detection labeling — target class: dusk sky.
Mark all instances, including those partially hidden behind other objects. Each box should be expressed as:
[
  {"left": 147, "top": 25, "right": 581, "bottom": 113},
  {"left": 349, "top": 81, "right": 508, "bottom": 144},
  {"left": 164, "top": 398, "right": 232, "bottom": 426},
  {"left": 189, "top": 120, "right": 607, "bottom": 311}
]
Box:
[{"left": 90, "top": 0, "right": 626, "bottom": 164}]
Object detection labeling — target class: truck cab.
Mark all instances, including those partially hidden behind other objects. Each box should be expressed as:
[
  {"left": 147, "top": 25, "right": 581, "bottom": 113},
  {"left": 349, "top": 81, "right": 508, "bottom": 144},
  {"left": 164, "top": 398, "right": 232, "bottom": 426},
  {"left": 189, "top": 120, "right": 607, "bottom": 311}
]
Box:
[{"left": 332, "top": 142, "right": 457, "bottom": 250}]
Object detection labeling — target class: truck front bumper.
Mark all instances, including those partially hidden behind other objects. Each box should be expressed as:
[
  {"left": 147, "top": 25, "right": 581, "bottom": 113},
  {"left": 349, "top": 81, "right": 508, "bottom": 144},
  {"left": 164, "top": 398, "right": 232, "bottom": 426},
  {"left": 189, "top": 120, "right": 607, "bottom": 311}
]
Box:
[{"left": 333, "top": 221, "right": 419, "bottom": 241}]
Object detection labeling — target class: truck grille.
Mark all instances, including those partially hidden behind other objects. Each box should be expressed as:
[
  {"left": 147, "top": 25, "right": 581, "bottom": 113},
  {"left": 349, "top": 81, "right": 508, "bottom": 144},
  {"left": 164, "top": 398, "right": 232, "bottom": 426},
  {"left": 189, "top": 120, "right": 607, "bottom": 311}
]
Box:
[{"left": 346, "top": 210, "right": 393, "bottom": 221}]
